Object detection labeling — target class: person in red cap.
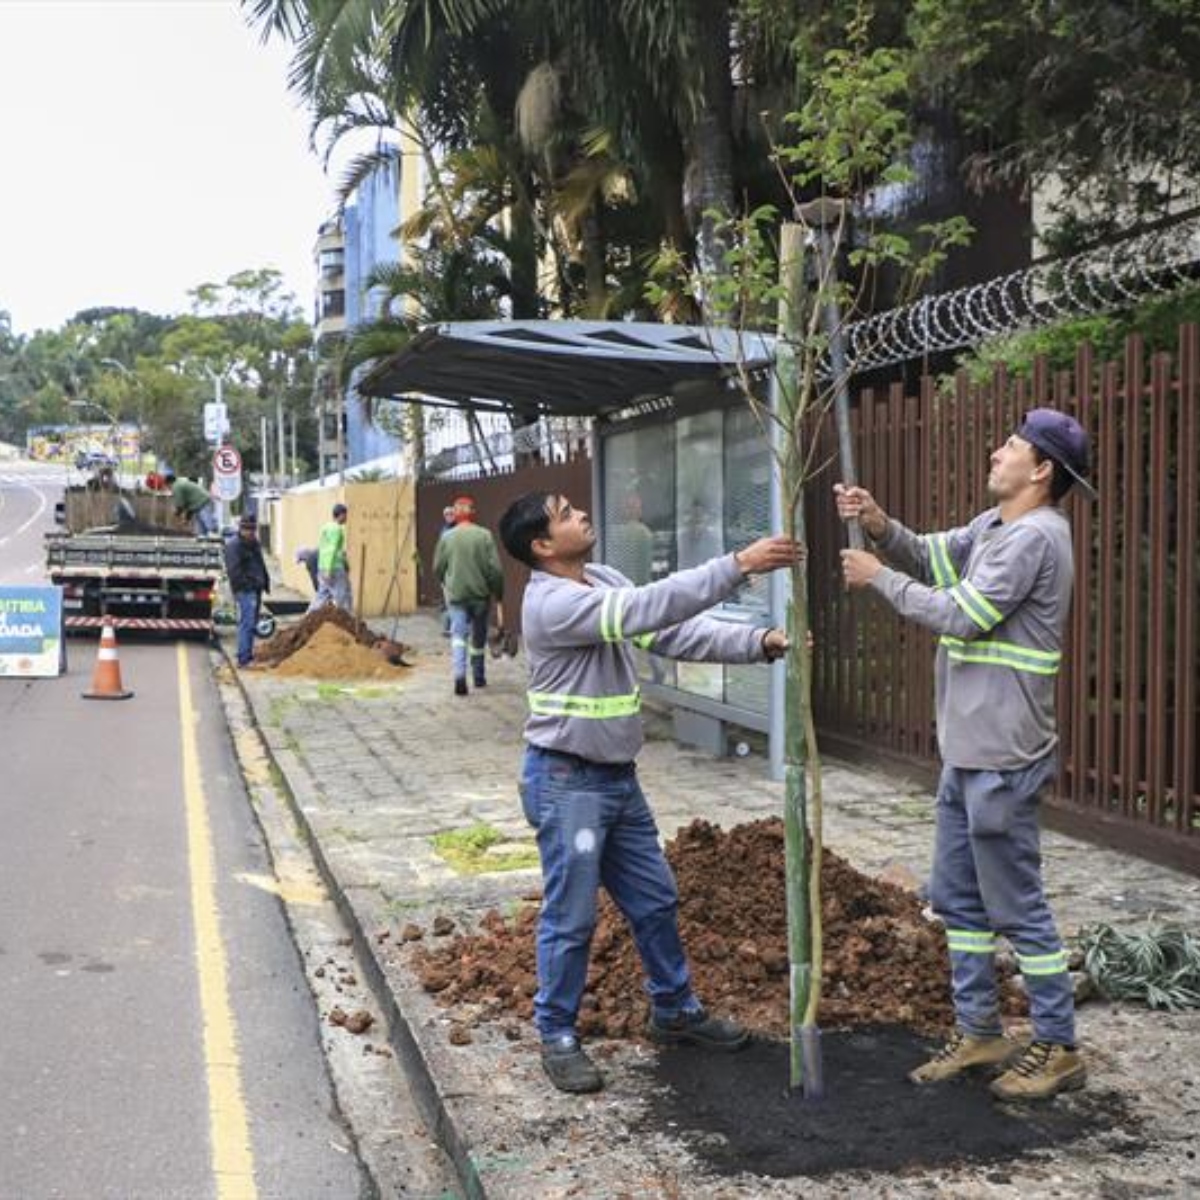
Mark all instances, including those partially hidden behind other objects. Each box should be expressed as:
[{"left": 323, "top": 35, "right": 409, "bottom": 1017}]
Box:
[
  {"left": 836, "top": 407, "right": 1094, "bottom": 1102},
  {"left": 433, "top": 495, "right": 504, "bottom": 696}
]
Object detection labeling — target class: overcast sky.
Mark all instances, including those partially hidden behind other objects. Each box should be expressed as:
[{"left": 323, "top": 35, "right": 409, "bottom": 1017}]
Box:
[{"left": 0, "top": 0, "right": 339, "bottom": 335}]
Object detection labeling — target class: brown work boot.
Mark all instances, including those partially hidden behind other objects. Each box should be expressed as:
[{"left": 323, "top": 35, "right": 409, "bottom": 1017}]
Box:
[
  {"left": 909, "top": 1031, "right": 1018, "bottom": 1084},
  {"left": 990, "top": 1041, "right": 1086, "bottom": 1101}
]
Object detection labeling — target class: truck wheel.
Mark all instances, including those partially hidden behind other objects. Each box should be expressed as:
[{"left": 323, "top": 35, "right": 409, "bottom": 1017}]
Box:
[{"left": 255, "top": 614, "right": 277, "bottom": 640}]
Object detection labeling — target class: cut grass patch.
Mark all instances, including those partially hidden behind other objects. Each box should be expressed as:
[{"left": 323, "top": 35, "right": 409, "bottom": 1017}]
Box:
[{"left": 432, "top": 822, "right": 540, "bottom": 875}]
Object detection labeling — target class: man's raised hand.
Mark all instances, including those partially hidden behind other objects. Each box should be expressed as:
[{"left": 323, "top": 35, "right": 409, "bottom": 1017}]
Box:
[
  {"left": 735, "top": 537, "right": 805, "bottom": 576},
  {"left": 833, "top": 483, "right": 888, "bottom": 539}
]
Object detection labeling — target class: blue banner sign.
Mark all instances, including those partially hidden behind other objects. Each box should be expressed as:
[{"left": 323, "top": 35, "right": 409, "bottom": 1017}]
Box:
[{"left": 0, "top": 586, "right": 64, "bottom": 678}]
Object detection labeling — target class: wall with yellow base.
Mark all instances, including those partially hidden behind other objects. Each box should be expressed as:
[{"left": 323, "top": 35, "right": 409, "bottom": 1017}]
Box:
[{"left": 270, "top": 479, "right": 417, "bottom": 617}]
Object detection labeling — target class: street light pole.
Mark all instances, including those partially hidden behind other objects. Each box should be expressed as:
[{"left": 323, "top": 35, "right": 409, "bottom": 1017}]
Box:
[
  {"left": 202, "top": 365, "right": 230, "bottom": 529},
  {"left": 98, "top": 357, "right": 144, "bottom": 475}
]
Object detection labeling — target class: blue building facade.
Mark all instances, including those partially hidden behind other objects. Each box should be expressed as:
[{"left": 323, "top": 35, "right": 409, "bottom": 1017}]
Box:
[{"left": 342, "top": 149, "right": 405, "bottom": 468}]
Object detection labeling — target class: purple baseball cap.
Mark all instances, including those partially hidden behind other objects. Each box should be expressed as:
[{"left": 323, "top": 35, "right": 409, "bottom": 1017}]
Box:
[{"left": 1017, "top": 408, "right": 1096, "bottom": 499}]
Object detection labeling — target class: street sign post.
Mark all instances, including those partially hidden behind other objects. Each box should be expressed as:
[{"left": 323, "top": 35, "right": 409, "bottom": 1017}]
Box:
[
  {"left": 212, "top": 445, "right": 243, "bottom": 525},
  {"left": 203, "top": 402, "right": 230, "bottom": 444},
  {"left": 213, "top": 445, "right": 242, "bottom": 477}
]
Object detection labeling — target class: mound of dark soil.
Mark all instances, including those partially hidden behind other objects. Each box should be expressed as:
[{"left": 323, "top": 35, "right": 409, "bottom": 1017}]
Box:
[{"left": 413, "top": 818, "right": 1027, "bottom": 1039}]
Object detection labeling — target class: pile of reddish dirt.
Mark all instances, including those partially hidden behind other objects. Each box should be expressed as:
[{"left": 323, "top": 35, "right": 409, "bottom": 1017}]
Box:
[
  {"left": 254, "top": 604, "right": 410, "bottom": 669},
  {"left": 271, "top": 623, "right": 411, "bottom": 680},
  {"left": 413, "top": 818, "right": 1026, "bottom": 1040}
]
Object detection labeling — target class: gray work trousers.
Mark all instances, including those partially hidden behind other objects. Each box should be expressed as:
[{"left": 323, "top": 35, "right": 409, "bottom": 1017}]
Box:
[
  {"left": 309, "top": 568, "right": 352, "bottom": 613},
  {"left": 929, "top": 756, "right": 1075, "bottom": 1046}
]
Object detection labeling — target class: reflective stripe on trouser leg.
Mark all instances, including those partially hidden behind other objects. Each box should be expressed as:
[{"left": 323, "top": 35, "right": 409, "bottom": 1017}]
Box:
[
  {"left": 1014, "top": 946, "right": 1074, "bottom": 1045},
  {"left": 946, "top": 927, "right": 1001, "bottom": 1039},
  {"left": 929, "top": 766, "right": 1004, "bottom": 1037},
  {"left": 959, "top": 757, "right": 1076, "bottom": 1046},
  {"left": 449, "top": 602, "right": 471, "bottom": 679}
]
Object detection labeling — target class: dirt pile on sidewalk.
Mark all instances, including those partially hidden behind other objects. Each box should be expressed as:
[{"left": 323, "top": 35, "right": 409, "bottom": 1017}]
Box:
[
  {"left": 254, "top": 604, "right": 411, "bottom": 672},
  {"left": 413, "top": 818, "right": 1026, "bottom": 1039},
  {"left": 270, "top": 622, "right": 411, "bottom": 680}
]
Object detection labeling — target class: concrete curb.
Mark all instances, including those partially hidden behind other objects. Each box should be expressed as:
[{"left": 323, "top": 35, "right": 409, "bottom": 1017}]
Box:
[{"left": 219, "top": 645, "right": 490, "bottom": 1200}]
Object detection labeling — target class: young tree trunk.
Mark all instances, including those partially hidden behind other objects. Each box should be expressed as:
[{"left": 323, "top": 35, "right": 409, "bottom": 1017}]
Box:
[{"left": 773, "top": 222, "right": 825, "bottom": 1096}]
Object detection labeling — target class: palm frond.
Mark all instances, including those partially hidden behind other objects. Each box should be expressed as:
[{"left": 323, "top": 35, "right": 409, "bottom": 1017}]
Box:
[
  {"left": 334, "top": 147, "right": 400, "bottom": 210},
  {"left": 1081, "top": 922, "right": 1200, "bottom": 1011}
]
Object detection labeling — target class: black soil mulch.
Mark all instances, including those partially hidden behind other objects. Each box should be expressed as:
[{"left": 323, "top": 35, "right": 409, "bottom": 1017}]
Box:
[{"left": 636, "top": 1026, "right": 1145, "bottom": 1180}]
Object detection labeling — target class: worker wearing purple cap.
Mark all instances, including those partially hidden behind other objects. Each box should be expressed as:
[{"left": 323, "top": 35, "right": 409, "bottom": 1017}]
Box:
[{"left": 836, "top": 408, "right": 1095, "bottom": 1102}]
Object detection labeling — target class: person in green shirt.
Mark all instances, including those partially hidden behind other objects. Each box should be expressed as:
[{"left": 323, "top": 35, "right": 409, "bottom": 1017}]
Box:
[
  {"left": 166, "top": 472, "right": 217, "bottom": 535},
  {"left": 309, "top": 503, "right": 352, "bottom": 612}
]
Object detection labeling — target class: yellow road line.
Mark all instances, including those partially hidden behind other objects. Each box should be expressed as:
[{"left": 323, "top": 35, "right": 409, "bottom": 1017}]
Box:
[{"left": 177, "top": 643, "right": 258, "bottom": 1200}]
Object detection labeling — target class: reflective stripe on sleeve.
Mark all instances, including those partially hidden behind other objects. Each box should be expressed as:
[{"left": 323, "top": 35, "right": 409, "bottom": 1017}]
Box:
[
  {"left": 940, "top": 636, "right": 1062, "bottom": 675},
  {"left": 925, "top": 533, "right": 960, "bottom": 588},
  {"left": 950, "top": 580, "right": 1005, "bottom": 631},
  {"left": 527, "top": 689, "right": 642, "bottom": 718},
  {"left": 632, "top": 632, "right": 655, "bottom": 650},
  {"left": 599, "top": 590, "right": 618, "bottom": 642},
  {"left": 600, "top": 589, "right": 635, "bottom": 643},
  {"left": 612, "top": 589, "right": 630, "bottom": 642}
]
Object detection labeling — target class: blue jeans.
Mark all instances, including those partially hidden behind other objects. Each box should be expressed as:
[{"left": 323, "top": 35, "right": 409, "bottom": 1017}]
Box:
[
  {"left": 234, "top": 590, "right": 260, "bottom": 666},
  {"left": 930, "top": 755, "right": 1075, "bottom": 1045},
  {"left": 193, "top": 502, "right": 217, "bottom": 536},
  {"left": 519, "top": 745, "right": 694, "bottom": 1041},
  {"left": 449, "top": 601, "right": 489, "bottom": 684}
]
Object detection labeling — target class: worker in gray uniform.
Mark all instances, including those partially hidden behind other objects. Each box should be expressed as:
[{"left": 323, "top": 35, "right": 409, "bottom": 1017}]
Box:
[
  {"left": 498, "top": 491, "right": 800, "bottom": 1094},
  {"left": 837, "top": 407, "right": 1095, "bottom": 1102}
]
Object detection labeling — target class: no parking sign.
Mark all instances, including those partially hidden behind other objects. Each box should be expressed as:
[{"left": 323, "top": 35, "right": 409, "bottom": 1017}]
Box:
[{"left": 212, "top": 445, "right": 242, "bottom": 502}]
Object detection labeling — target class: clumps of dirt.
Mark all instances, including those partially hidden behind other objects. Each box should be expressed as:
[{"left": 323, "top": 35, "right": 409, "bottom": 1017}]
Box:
[
  {"left": 412, "top": 818, "right": 1026, "bottom": 1040},
  {"left": 328, "top": 1006, "right": 374, "bottom": 1035},
  {"left": 253, "top": 603, "right": 412, "bottom": 678},
  {"left": 271, "top": 623, "right": 411, "bottom": 680}
]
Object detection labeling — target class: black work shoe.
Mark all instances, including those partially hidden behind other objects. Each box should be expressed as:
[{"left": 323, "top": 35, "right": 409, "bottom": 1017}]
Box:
[
  {"left": 473, "top": 677, "right": 487, "bottom": 688},
  {"left": 648, "top": 1006, "right": 750, "bottom": 1052},
  {"left": 540, "top": 1037, "right": 603, "bottom": 1094},
  {"left": 454, "top": 679, "right": 468, "bottom": 696}
]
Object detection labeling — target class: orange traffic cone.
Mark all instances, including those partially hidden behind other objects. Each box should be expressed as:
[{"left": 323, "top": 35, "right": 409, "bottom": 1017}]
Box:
[{"left": 82, "top": 622, "right": 134, "bottom": 701}]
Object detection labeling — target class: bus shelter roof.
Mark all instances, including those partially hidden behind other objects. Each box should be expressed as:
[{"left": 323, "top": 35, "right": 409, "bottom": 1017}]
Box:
[{"left": 357, "top": 320, "right": 776, "bottom": 418}]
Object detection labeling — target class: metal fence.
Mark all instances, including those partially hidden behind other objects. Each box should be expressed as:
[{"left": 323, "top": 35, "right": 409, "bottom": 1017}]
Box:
[{"left": 809, "top": 325, "right": 1200, "bottom": 869}]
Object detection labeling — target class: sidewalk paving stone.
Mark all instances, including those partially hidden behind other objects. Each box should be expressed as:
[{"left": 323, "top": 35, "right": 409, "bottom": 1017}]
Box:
[{"left": 235, "top": 610, "right": 1200, "bottom": 1198}]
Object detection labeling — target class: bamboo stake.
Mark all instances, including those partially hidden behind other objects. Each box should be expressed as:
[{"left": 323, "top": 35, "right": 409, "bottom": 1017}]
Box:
[
  {"left": 773, "top": 222, "right": 824, "bottom": 1095},
  {"left": 356, "top": 543, "right": 367, "bottom": 622}
]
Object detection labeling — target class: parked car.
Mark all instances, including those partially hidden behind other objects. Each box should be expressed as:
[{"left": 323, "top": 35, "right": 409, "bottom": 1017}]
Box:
[{"left": 75, "top": 449, "right": 118, "bottom": 471}]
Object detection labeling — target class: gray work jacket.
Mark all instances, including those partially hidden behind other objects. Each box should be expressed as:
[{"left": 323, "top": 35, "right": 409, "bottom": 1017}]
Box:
[{"left": 869, "top": 505, "right": 1074, "bottom": 770}]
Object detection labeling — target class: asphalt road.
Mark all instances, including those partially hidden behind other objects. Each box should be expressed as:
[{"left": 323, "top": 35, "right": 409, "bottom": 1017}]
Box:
[{"left": 0, "top": 462, "right": 371, "bottom": 1199}]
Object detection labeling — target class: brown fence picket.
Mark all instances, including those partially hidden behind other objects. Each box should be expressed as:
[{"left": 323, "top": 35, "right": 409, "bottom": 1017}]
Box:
[{"left": 809, "top": 329, "right": 1199, "bottom": 868}]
